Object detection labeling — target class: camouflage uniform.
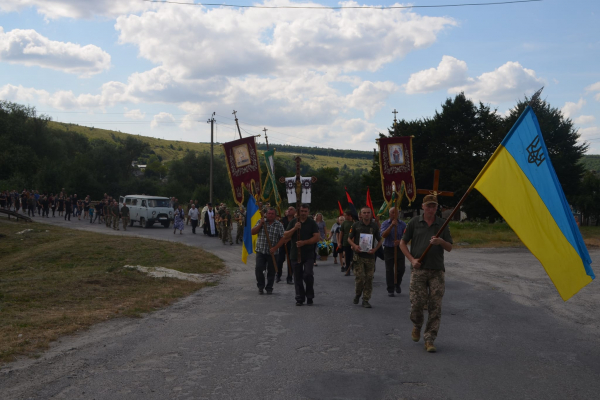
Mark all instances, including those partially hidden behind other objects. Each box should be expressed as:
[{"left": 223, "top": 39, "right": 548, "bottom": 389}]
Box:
[
  {"left": 112, "top": 203, "right": 120, "bottom": 230},
  {"left": 221, "top": 210, "right": 233, "bottom": 245},
  {"left": 234, "top": 208, "right": 245, "bottom": 244},
  {"left": 402, "top": 211, "right": 453, "bottom": 345},
  {"left": 409, "top": 269, "right": 445, "bottom": 342},
  {"left": 348, "top": 220, "right": 382, "bottom": 302},
  {"left": 217, "top": 206, "right": 226, "bottom": 240},
  {"left": 353, "top": 256, "right": 376, "bottom": 300},
  {"left": 121, "top": 204, "right": 130, "bottom": 231}
]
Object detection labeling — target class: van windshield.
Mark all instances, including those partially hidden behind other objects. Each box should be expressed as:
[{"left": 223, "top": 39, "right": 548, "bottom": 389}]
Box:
[{"left": 148, "top": 199, "right": 170, "bottom": 208}]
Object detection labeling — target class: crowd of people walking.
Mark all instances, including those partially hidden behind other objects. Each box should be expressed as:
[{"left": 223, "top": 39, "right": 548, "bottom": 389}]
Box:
[{"left": 1, "top": 189, "right": 453, "bottom": 352}]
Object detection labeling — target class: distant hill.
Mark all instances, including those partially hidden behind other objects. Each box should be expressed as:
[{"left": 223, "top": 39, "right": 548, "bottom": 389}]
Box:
[
  {"left": 48, "top": 121, "right": 373, "bottom": 171},
  {"left": 580, "top": 155, "right": 600, "bottom": 172}
]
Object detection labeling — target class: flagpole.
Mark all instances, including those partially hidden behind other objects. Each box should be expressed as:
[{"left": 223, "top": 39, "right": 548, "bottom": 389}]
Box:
[{"left": 417, "top": 142, "right": 505, "bottom": 263}]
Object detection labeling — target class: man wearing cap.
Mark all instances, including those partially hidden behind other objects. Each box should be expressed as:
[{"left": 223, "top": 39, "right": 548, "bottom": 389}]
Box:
[{"left": 400, "top": 194, "right": 453, "bottom": 353}]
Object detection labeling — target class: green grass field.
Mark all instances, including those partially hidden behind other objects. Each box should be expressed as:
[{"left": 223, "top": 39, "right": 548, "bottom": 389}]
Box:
[{"left": 48, "top": 121, "right": 372, "bottom": 170}]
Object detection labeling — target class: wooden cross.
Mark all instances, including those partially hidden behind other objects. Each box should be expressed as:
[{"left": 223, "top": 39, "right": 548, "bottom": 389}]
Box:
[
  {"left": 278, "top": 156, "right": 317, "bottom": 262},
  {"left": 416, "top": 169, "right": 454, "bottom": 198}
]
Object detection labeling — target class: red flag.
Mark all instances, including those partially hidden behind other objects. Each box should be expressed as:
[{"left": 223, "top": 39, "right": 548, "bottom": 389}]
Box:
[
  {"left": 344, "top": 187, "right": 358, "bottom": 220},
  {"left": 337, "top": 200, "right": 344, "bottom": 216},
  {"left": 366, "top": 187, "right": 375, "bottom": 217}
]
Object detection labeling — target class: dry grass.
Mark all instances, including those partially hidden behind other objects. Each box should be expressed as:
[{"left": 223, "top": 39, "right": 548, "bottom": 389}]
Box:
[{"left": 0, "top": 218, "right": 224, "bottom": 363}]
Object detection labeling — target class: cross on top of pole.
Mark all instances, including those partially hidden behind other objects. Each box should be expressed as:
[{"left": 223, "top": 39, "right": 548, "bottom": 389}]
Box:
[{"left": 392, "top": 109, "right": 398, "bottom": 124}]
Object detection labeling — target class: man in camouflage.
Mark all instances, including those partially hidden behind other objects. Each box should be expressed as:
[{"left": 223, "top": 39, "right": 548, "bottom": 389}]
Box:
[
  {"left": 234, "top": 205, "right": 246, "bottom": 244},
  {"left": 121, "top": 202, "right": 130, "bottom": 231},
  {"left": 347, "top": 207, "right": 383, "bottom": 308},
  {"left": 221, "top": 207, "right": 233, "bottom": 245},
  {"left": 112, "top": 200, "right": 120, "bottom": 230},
  {"left": 400, "top": 194, "right": 453, "bottom": 353},
  {"left": 104, "top": 199, "right": 111, "bottom": 228},
  {"left": 216, "top": 204, "right": 226, "bottom": 240}
]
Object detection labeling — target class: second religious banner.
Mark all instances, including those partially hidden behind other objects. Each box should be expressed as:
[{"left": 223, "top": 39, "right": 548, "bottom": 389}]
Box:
[
  {"left": 377, "top": 136, "right": 416, "bottom": 205},
  {"left": 261, "top": 149, "right": 282, "bottom": 208},
  {"left": 222, "top": 136, "right": 262, "bottom": 206}
]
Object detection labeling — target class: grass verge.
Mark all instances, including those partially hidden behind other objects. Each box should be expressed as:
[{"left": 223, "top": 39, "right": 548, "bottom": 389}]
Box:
[
  {"left": 0, "top": 218, "right": 224, "bottom": 364},
  {"left": 323, "top": 218, "right": 600, "bottom": 248}
]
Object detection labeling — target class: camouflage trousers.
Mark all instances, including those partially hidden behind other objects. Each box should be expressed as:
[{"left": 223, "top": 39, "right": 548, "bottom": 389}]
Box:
[
  {"left": 354, "top": 256, "right": 375, "bottom": 301},
  {"left": 222, "top": 225, "right": 233, "bottom": 244},
  {"left": 410, "top": 269, "right": 445, "bottom": 342},
  {"left": 105, "top": 214, "right": 112, "bottom": 227},
  {"left": 122, "top": 217, "right": 130, "bottom": 231},
  {"left": 112, "top": 216, "right": 120, "bottom": 230},
  {"left": 218, "top": 222, "right": 224, "bottom": 239},
  {"left": 236, "top": 225, "right": 244, "bottom": 243}
]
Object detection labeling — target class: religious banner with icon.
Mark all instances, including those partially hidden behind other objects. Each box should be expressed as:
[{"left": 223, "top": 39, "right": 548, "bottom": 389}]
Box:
[
  {"left": 377, "top": 136, "right": 416, "bottom": 206},
  {"left": 222, "top": 137, "right": 262, "bottom": 206}
]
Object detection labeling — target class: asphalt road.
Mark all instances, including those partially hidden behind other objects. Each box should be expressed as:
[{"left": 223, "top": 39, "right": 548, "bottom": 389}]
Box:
[{"left": 1, "top": 216, "right": 599, "bottom": 399}]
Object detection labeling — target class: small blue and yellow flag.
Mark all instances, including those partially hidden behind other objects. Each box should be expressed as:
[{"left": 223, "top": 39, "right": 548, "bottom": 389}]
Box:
[
  {"left": 472, "top": 106, "right": 594, "bottom": 300},
  {"left": 241, "top": 195, "right": 261, "bottom": 264}
]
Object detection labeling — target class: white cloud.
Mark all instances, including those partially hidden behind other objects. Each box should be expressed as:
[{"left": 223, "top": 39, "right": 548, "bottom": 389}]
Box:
[
  {"left": 574, "top": 115, "right": 595, "bottom": 125},
  {"left": 115, "top": 1, "right": 456, "bottom": 78},
  {"left": 405, "top": 56, "right": 468, "bottom": 94},
  {"left": 561, "top": 98, "right": 585, "bottom": 119},
  {"left": 586, "top": 81, "right": 600, "bottom": 101},
  {"left": 150, "top": 112, "right": 175, "bottom": 129},
  {"left": 124, "top": 108, "right": 145, "bottom": 120},
  {"left": 0, "top": 27, "right": 110, "bottom": 77},
  {"left": 0, "top": 0, "right": 150, "bottom": 19},
  {"left": 450, "top": 61, "right": 545, "bottom": 103}
]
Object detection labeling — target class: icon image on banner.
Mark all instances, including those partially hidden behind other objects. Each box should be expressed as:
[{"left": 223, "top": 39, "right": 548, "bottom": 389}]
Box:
[
  {"left": 233, "top": 144, "right": 251, "bottom": 168},
  {"left": 388, "top": 143, "right": 405, "bottom": 166}
]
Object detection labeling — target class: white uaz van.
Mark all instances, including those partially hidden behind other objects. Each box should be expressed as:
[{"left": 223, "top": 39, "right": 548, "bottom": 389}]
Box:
[{"left": 119, "top": 195, "right": 173, "bottom": 228}]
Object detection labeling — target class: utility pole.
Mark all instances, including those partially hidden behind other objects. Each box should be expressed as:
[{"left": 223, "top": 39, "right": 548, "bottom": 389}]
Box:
[
  {"left": 207, "top": 112, "right": 215, "bottom": 204},
  {"left": 232, "top": 110, "right": 243, "bottom": 139}
]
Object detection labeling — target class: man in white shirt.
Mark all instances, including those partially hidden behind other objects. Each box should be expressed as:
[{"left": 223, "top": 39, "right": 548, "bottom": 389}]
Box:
[{"left": 188, "top": 203, "right": 200, "bottom": 234}]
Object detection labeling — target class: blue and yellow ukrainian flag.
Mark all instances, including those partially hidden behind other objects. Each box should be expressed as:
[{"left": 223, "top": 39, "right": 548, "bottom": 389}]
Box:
[
  {"left": 472, "top": 106, "right": 594, "bottom": 300},
  {"left": 241, "top": 195, "right": 261, "bottom": 264}
]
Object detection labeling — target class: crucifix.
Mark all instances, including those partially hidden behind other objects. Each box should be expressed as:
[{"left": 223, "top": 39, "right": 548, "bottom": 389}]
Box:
[
  {"left": 278, "top": 156, "right": 317, "bottom": 264},
  {"left": 392, "top": 109, "right": 398, "bottom": 125},
  {"left": 416, "top": 170, "right": 454, "bottom": 198}
]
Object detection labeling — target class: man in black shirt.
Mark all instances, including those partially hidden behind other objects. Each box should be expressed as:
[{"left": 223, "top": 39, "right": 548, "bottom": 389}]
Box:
[
  {"left": 276, "top": 206, "right": 296, "bottom": 284},
  {"left": 280, "top": 204, "right": 320, "bottom": 306}
]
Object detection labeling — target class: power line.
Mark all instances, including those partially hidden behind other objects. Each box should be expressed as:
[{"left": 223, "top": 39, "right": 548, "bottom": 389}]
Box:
[{"left": 142, "top": 0, "right": 542, "bottom": 10}]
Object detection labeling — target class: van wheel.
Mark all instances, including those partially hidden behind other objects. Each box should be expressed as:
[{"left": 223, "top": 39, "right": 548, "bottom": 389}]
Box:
[
  {"left": 144, "top": 219, "right": 152, "bottom": 228},
  {"left": 140, "top": 217, "right": 146, "bottom": 228},
  {"left": 162, "top": 222, "right": 170, "bottom": 228},
  {"left": 130, "top": 220, "right": 134, "bottom": 227}
]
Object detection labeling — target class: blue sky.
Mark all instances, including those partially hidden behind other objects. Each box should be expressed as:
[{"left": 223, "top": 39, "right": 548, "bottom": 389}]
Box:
[{"left": 1, "top": 0, "right": 599, "bottom": 152}]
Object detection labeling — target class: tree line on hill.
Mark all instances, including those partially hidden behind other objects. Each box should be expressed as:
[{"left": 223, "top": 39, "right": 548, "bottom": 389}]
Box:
[{"left": 0, "top": 93, "right": 591, "bottom": 222}]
